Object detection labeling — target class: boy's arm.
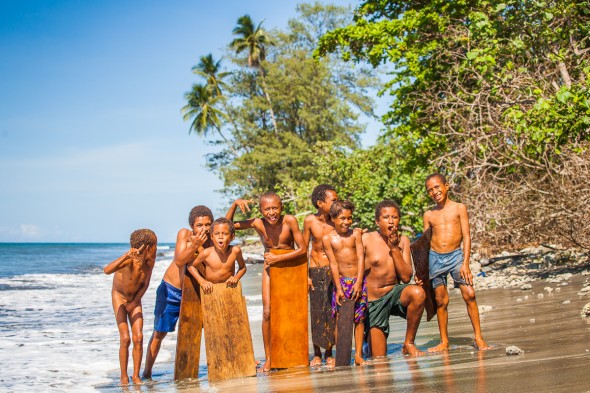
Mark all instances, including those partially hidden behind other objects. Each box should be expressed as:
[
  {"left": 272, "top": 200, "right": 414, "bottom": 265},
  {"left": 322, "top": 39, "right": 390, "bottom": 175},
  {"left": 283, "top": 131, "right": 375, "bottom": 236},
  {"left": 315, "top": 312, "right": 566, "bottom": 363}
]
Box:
[
  {"left": 187, "top": 250, "right": 213, "bottom": 293},
  {"left": 103, "top": 245, "right": 145, "bottom": 275},
  {"left": 302, "top": 216, "right": 314, "bottom": 290},
  {"left": 126, "top": 249, "right": 156, "bottom": 311},
  {"left": 392, "top": 236, "right": 413, "bottom": 283},
  {"left": 351, "top": 230, "right": 365, "bottom": 301},
  {"left": 226, "top": 199, "right": 256, "bottom": 230},
  {"left": 423, "top": 211, "right": 431, "bottom": 232},
  {"left": 174, "top": 228, "right": 208, "bottom": 268},
  {"left": 323, "top": 234, "right": 344, "bottom": 306},
  {"left": 226, "top": 247, "right": 247, "bottom": 286},
  {"left": 263, "top": 216, "right": 307, "bottom": 265},
  {"left": 458, "top": 204, "right": 473, "bottom": 285}
]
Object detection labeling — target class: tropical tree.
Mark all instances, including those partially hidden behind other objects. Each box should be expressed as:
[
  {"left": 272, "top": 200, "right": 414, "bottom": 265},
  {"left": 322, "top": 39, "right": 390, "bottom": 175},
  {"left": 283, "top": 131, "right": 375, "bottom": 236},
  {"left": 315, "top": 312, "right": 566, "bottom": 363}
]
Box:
[
  {"left": 230, "top": 14, "right": 279, "bottom": 136},
  {"left": 181, "top": 83, "right": 238, "bottom": 157},
  {"left": 192, "top": 53, "right": 230, "bottom": 97}
]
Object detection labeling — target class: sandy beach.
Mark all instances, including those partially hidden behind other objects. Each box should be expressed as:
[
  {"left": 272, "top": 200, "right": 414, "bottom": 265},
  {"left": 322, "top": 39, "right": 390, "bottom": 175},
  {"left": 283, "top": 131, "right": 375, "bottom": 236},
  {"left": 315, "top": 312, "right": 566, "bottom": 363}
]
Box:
[{"left": 97, "top": 257, "right": 590, "bottom": 393}]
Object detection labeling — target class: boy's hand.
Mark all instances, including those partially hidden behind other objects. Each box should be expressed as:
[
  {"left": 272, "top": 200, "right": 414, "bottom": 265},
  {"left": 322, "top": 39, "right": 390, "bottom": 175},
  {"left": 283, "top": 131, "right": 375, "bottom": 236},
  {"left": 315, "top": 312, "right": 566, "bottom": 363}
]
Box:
[
  {"left": 125, "top": 299, "right": 140, "bottom": 313},
  {"left": 234, "top": 199, "right": 253, "bottom": 214},
  {"left": 387, "top": 227, "right": 401, "bottom": 247},
  {"left": 351, "top": 280, "right": 362, "bottom": 301},
  {"left": 308, "top": 277, "right": 314, "bottom": 292},
  {"left": 226, "top": 276, "right": 239, "bottom": 287},
  {"left": 263, "top": 252, "right": 279, "bottom": 267},
  {"left": 353, "top": 227, "right": 368, "bottom": 234},
  {"left": 127, "top": 244, "right": 146, "bottom": 262},
  {"left": 335, "top": 288, "right": 346, "bottom": 306},
  {"left": 413, "top": 277, "right": 424, "bottom": 287},
  {"left": 201, "top": 280, "right": 214, "bottom": 294},
  {"left": 460, "top": 264, "right": 473, "bottom": 286},
  {"left": 190, "top": 227, "right": 209, "bottom": 249}
]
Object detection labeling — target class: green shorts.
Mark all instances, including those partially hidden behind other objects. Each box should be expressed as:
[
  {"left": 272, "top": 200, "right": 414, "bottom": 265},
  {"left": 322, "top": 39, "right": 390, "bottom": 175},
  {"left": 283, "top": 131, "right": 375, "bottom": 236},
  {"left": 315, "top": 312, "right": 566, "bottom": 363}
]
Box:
[{"left": 365, "top": 284, "right": 410, "bottom": 338}]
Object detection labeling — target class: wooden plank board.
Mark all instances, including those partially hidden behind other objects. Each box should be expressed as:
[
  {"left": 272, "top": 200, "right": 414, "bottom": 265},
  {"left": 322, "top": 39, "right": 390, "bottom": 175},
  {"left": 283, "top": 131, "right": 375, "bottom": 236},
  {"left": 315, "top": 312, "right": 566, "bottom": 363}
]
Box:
[
  {"left": 410, "top": 228, "right": 436, "bottom": 321},
  {"left": 174, "top": 270, "right": 203, "bottom": 381},
  {"left": 335, "top": 298, "right": 355, "bottom": 367},
  {"left": 201, "top": 282, "right": 256, "bottom": 382},
  {"left": 269, "top": 249, "right": 309, "bottom": 369},
  {"left": 308, "top": 266, "right": 335, "bottom": 350}
]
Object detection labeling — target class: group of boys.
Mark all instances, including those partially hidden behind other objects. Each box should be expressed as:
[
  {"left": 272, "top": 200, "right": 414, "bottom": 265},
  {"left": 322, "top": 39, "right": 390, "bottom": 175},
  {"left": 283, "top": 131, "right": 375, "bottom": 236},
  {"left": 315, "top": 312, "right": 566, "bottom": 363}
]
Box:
[{"left": 105, "top": 173, "right": 489, "bottom": 385}]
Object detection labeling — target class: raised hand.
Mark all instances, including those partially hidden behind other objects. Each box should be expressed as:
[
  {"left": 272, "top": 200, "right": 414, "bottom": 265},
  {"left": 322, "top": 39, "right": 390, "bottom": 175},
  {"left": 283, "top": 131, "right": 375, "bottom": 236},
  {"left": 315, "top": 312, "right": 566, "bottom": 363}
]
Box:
[
  {"left": 190, "top": 227, "right": 209, "bottom": 249},
  {"left": 388, "top": 226, "right": 401, "bottom": 247},
  {"left": 128, "top": 244, "right": 146, "bottom": 263},
  {"left": 234, "top": 199, "right": 254, "bottom": 215}
]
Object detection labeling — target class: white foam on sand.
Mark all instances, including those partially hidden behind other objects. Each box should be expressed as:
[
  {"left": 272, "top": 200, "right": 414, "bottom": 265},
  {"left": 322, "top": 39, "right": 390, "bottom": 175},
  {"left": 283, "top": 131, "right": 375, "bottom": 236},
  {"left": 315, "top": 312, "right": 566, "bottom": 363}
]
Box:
[{"left": 0, "top": 253, "right": 262, "bottom": 392}]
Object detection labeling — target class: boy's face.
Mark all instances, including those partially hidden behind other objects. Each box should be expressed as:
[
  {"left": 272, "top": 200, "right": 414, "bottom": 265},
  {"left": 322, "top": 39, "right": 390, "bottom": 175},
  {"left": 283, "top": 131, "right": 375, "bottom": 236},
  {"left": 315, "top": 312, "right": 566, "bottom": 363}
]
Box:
[
  {"left": 426, "top": 177, "right": 449, "bottom": 205},
  {"left": 317, "top": 190, "right": 338, "bottom": 213},
  {"left": 211, "top": 223, "right": 234, "bottom": 251},
  {"left": 332, "top": 209, "right": 353, "bottom": 234},
  {"left": 376, "top": 207, "right": 400, "bottom": 237},
  {"left": 259, "top": 197, "right": 282, "bottom": 225},
  {"left": 192, "top": 216, "right": 213, "bottom": 237}
]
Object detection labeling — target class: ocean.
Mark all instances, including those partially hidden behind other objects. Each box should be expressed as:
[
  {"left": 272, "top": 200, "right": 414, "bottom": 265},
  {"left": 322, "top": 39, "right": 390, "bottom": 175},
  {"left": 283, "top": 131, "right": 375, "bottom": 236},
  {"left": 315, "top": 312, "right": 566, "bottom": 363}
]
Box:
[{"left": 0, "top": 243, "right": 264, "bottom": 392}]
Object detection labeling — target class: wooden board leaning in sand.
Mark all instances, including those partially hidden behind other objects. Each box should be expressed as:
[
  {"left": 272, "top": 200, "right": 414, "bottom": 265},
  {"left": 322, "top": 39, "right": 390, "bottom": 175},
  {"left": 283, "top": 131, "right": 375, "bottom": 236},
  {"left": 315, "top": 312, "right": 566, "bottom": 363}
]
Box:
[
  {"left": 269, "top": 249, "right": 309, "bottom": 368},
  {"left": 335, "top": 298, "right": 355, "bottom": 367},
  {"left": 409, "top": 227, "right": 436, "bottom": 321},
  {"left": 174, "top": 269, "right": 203, "bottom": 381},
  {"left": 200, "top": 281, "right": 256, "bottom": 381}
]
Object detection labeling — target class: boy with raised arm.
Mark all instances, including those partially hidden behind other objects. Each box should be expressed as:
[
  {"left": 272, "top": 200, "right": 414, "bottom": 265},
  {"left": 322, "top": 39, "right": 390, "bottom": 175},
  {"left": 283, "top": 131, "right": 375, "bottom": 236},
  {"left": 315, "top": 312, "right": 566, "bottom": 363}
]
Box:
[
  {"left": 188, "top": 217, "right": 247, "bottom": 292},
  {"left": 302, "top": 184, "right": 338, "bottom": 367},
  {"left": 142, "top": 206, "right": 213, "bottom": 379},
  {"left": 362, "top": 200, "right": 426, "bottom": 357},
  {"left": 104, "top": 229, "right": 157, "bottom": 385},
  {"left": 423, "top": 174, "right": 490, "bottom": 352},
  {"left": 322, "top": 200, "right": 367, "bottom": 366},
  {"left": 226, "top": 192, "right": 306, "bottom": 372}
]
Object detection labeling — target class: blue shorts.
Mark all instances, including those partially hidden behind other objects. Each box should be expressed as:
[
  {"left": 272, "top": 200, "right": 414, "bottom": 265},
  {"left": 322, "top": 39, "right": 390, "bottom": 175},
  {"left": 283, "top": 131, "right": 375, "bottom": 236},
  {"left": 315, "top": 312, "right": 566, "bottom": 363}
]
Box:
[
  {"left": 429, "top": 248, "right": 468, "bottom": 289},
  {"left": 154, "top": 280, "right": 182, "bottom": 332}
]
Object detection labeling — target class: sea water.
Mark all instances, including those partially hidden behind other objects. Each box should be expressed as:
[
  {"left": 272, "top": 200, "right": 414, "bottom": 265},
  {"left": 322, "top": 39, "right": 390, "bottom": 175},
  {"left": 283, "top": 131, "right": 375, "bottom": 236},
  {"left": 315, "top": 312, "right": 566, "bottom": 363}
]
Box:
[{"left": 0, "top": 243, "right": 263, "bottom": 392}]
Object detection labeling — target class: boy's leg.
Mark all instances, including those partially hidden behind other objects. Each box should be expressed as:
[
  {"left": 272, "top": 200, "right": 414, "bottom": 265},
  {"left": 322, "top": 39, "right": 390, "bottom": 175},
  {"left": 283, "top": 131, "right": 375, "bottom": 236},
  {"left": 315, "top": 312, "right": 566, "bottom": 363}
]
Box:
[
  {"left": 429, "top": 284, "right": 450, "bottom": 352},
  {"left": 324, "top": 344, "right": 334, "bottom": 366},
  {"left": 260, "top": 266, "right": 271, "bottom": 371},
  {"left": 353, "top": 322, "right": 366, "bottom": 365},
  {"left": 142, "top": 331, "right": 167, "bottom": 379},
  {"left": 399, "top": 285, "right": 426, "bottom": 356},
  {"left": 112, "top": 292, "right": 131, "bottom": 385},
  {"left": 128, "top": 304, "right": 144, "bottom": 384},
  {"left": 369, "top": 327, "right": 387, "bottom": 357},
  {"left": 310, "top": 344, "right": 322, "bottom": 366},
  {"left": 458, "top": 284, "right": 490, "bottom": 350}
]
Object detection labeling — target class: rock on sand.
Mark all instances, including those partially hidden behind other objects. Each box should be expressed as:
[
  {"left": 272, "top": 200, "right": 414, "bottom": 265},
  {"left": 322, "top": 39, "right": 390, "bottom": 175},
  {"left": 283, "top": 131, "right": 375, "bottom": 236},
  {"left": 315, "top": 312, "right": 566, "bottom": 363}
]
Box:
[
  {"left": 581, "top": 302, "right": 590, "bottom": 317},
  {"left": 506, "top": 346, "right": 525, "bottom": 355}
]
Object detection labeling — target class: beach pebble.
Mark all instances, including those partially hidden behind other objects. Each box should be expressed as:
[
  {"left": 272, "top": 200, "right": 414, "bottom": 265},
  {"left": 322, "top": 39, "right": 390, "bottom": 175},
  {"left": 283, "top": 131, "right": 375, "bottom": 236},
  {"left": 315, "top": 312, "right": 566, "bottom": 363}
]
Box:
[
  {"left": 521, "top": 284, "right": 532, "bottom": 290},
  {"left": 581, "top": 302, "right": 590, "bottom": 317},
  {"left": 561, "top": 282, "right": 568, "bottom": 286},
  {"left": 544, "top": 287, "right": 553, "bottom": 293},
  {"left": 580, "top": 286, "right": 590, "bottom": 292},
  {"left": 555, "top": 287, "right": 561, "bottom": 292},
  {"left": 478, "top": 305, "right": 493, "bottom": 314},
  {"left": 506, "top": 346, "right": 525, "bottom": 355},
  {"left": 563, "top": 300, "right": 571, "bottom": 304},
  {"left": 582, "top": 270, "right": 590, "bottom": 276}
]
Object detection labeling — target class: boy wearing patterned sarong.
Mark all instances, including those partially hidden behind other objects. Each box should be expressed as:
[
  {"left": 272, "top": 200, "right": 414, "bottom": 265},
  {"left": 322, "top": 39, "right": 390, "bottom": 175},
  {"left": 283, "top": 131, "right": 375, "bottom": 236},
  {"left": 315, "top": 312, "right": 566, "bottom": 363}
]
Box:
[{"left": 322, "top": 200, "right": 367, "bottom": 366}]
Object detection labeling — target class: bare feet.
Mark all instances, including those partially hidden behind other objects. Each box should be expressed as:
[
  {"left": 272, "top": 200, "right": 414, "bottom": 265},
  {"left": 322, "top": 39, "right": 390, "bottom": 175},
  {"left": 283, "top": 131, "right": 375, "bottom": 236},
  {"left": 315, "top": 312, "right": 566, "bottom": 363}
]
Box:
[
  {"left": 119, "top": 376, "right": 129, "bottom": 386},
  {"left": 257, "top": 360, "right": 271, "bottom": 372},
  {"left": 309, "top": 356, "right": 322, "bottom": 367},
  {"left": 325, "top": 357, "right": 335, "bottom": 368},
  {"left": 354, "top": 355, "right": 366, "bottom": 366},
  {"left": 474, "top": 338, "right": 491, "bottom": 350},
  {"left": 131, "top": 376, "right": 142, "bottom": 385},
  {"left": 427, "top": 342, "right": 449, "bottom": 353},
  {"left": 141, "top": 371, "right": 151, "bottom": 379},
  {"left": 402, "top": 343, "right": 426, "bottom": 357}
]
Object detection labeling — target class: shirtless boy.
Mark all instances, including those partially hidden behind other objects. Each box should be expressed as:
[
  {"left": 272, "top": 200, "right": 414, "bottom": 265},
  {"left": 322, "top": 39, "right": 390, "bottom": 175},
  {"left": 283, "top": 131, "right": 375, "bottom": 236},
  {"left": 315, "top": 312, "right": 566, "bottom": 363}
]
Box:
[
  {"left": 423, "top": 174, "right": 489, "bottom": 351},
  {"left": 302, "top": 184, "right": 338, "bottom": 367},
  {"left": 227, "top": 192, "right": 306, "bottom": 371},
  {"left": 104, "top": 229, "right": 157, "bottom": 385},
  {"left": 363, "top": 200, "right": 426, "bottom": 357},
  {"left": 322, "top": 200, "right": 366, "bottom": 366},
  {"left": 188, "top": 217, "right": 247, "bottom": 292},
  {"left": 142, "top": 206, "right": 213, "bottom": 379}
]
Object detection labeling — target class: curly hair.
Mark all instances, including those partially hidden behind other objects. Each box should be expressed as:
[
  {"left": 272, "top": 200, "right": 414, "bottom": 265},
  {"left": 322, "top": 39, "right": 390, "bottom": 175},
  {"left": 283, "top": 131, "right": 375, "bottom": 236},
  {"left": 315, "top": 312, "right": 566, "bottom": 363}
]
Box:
[
  {"left": 211, "top": 217, "right": 235, "bottom": 237},
  {"left": 311, "top": 184, "right": 336, "bottom": 209},
  {"left": 375, "top": 200, "right": 401, "bottom": 221},
  {"left": 130, "top": 229, "right": 157, "bottom": 249},
  {"left": 188, "top": 205, "right": 213, "bottom": 227},
  {"left": 329, "top": 200, "right": 355, "bottom": 219}
]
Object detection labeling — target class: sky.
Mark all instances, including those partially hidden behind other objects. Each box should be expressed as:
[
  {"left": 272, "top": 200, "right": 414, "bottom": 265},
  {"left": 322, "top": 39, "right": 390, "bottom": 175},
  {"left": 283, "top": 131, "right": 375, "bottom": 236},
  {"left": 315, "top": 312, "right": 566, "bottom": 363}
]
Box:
[{"left": 0, "top": 0, "right": 383, "bottom": 243}]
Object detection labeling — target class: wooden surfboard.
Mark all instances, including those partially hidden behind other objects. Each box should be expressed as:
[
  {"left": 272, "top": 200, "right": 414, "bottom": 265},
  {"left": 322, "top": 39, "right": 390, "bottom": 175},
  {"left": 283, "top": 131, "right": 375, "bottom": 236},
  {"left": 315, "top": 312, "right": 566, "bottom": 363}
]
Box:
[
  {"left": 201, "top": 282, "right": 256, "bottom": 381},
  {"left": 269, "top": 249, "right": 309, "bottom": 368},
  {"left": 335, "top": 297, "right": 355, "bottom": 367},
  {"left": 410, "top": 228, "right": 436, "bottom": 321},
  {"left": 174, "top": 269, "right": 203, "bottom": 381}
]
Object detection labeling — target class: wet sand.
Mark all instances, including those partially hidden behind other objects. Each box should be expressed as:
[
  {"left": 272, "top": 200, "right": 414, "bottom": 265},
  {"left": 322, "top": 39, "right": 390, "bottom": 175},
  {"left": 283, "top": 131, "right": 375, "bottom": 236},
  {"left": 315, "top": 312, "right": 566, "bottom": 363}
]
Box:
[{"left": 99, "top": 268, "right": 590, "bottom": 392}]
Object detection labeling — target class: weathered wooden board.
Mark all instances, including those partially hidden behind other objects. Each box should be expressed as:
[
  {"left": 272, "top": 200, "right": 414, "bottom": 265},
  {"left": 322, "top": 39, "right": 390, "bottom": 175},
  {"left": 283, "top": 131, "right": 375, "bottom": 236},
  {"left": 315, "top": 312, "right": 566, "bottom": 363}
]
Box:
[
  {"left": 174, "top": 269, "right": 203, "bottom": 381},
  {"left": 410, "top": 228, "right": 436, "bottom": 321},
  {"left": 309, "top": 266, "right": 335, "bottom": 350},
  {"left": 269, "top": 249, "right": 309, "bottom": 369},
  {"left": 335, "top": 298, "right": 355, "bottom": 367},
  {"left": 201, "top": 281, "right": 256, "bottom": 382}
]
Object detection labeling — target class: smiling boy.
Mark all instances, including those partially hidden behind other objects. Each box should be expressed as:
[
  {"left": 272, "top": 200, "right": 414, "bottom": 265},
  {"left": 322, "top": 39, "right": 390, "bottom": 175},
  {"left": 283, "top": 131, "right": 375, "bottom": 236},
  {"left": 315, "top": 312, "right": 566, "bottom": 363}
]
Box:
[{"left": 226, "top": 192, "right": 306, "bottom": 371}]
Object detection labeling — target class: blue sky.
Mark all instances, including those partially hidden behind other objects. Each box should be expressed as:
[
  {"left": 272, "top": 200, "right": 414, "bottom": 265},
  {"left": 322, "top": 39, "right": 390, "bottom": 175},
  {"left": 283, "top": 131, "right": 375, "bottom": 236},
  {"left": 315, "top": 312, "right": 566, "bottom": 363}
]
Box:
[{"left": 0, "top": 0, "right": 382, "bottom": 242}]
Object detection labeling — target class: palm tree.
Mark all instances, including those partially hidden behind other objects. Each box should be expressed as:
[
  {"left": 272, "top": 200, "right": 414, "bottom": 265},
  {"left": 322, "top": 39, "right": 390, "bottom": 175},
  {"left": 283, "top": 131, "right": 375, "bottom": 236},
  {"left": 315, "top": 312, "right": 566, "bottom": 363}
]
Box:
[
  {"left": 192, "top": 54, "right": 230, "bottom": 97},
  {"left": 230, "top": 14, "right": 278, "bottom": 136},
  {"left": 182, "top": 83, "right": 238, "bottom": 157}
]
